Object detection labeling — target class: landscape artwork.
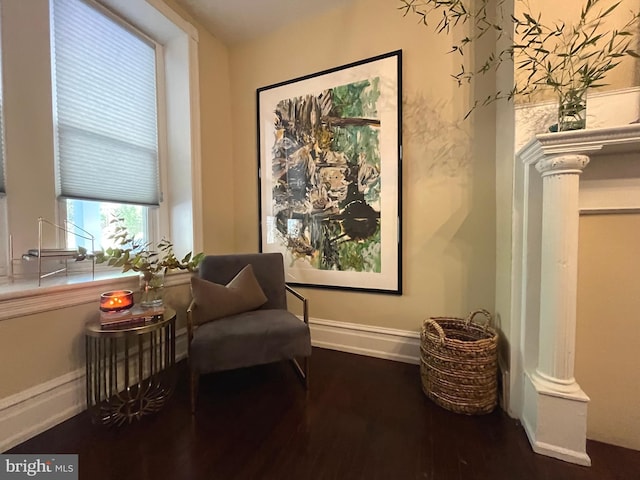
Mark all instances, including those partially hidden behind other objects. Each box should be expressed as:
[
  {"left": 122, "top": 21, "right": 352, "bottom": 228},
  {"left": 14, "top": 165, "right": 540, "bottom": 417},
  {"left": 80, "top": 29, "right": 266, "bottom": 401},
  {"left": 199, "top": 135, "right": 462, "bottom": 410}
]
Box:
[{"left": 258, "top": 51, "right": 402, "bottom": 294}]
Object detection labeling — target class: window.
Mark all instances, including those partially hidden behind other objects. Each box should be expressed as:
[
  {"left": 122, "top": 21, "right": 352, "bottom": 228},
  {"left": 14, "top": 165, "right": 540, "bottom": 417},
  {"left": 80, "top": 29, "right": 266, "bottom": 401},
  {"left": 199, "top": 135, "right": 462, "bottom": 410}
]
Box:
[
  {"left": 65, "top": 199, "right": 147, "bottom": 252},
  {"left": 0, "top": 0, "right": 199, "bottom": 297},
  {"left": 51, "top": 0, "right": 162, "bottom": 251}
]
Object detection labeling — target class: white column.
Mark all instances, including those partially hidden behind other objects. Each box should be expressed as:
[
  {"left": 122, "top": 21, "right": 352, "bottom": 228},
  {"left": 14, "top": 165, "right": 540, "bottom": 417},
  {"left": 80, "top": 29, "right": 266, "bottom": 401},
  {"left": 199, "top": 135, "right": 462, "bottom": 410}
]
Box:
[
  {"left": 522, "top": 153, "right": 591, "bottom": 466},
  {"left": 534, "top": 154, "right": 588, "bottom": 390}
]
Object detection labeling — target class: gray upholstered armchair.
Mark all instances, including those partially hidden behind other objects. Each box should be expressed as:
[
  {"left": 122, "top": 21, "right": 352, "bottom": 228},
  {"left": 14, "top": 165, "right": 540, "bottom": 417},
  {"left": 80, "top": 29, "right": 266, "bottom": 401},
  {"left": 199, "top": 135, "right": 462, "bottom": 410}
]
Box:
[{"left": 186, "top": 253, "right": 311, "bottom": 413}]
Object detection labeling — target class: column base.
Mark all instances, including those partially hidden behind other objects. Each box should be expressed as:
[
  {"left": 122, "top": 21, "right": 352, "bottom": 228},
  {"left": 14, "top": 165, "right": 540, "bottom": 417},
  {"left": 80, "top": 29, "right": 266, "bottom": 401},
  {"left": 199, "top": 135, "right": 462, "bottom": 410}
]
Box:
[{"left": 522, "top": 370, "right": 591, "bottom": 466}]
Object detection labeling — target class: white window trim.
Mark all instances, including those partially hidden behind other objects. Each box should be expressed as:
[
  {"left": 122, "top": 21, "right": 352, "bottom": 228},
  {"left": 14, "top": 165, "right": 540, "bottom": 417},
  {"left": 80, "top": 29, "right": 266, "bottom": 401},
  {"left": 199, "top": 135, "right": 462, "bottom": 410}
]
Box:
[{"left": 155, "top": 39, "right": 170, "bottom": 240}]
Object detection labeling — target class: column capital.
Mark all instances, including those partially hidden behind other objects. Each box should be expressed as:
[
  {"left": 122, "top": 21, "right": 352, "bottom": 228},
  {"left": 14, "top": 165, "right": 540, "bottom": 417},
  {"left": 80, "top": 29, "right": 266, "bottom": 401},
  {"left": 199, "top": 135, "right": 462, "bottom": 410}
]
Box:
[{"left": 535, "top": 154, "right": 590, "bottom": 177}]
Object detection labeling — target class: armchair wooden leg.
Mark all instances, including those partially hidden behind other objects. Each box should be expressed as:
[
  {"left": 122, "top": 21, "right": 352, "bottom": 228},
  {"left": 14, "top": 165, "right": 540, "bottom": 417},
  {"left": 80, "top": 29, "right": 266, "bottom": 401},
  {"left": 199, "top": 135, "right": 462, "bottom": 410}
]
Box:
[{"left": 190, "top": 370, "right": 199, "bottom": 414}]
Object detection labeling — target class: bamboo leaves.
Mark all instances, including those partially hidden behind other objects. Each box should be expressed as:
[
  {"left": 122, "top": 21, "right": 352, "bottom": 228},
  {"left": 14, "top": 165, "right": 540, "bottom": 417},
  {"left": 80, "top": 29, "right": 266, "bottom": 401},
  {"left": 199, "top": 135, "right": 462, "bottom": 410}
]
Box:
[{"left": 399, "top": 0, "right": 640, "bottom": 119}]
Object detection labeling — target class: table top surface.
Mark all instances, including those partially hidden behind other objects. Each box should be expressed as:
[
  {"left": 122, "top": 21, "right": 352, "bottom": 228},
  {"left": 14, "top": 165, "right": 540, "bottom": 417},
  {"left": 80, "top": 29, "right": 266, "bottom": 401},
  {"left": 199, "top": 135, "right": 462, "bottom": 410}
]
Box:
[{"left": 85, "top": 307, "right": 176, "bottom": 338}]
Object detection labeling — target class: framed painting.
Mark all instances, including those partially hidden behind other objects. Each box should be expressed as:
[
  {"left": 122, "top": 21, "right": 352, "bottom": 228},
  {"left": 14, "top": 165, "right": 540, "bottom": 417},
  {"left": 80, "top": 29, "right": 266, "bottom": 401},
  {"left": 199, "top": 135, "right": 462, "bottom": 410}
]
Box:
[{"left": 257, "top": 50, "right": 402, "bottom": 294}]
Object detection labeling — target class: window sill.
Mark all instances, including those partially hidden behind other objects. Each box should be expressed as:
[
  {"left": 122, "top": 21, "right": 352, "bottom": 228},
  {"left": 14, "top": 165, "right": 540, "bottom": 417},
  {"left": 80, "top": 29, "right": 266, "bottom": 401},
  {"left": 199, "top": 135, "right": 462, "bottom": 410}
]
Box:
[{"left": 0, "top": 270, "right": 192, "bottom": 322}]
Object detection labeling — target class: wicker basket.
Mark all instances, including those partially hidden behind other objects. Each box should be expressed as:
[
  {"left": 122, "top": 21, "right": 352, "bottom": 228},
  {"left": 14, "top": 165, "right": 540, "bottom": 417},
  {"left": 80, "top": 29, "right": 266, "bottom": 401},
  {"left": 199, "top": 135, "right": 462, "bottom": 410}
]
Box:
[{"left": 420, "top": 309, "right": 498, "bottom": 415}]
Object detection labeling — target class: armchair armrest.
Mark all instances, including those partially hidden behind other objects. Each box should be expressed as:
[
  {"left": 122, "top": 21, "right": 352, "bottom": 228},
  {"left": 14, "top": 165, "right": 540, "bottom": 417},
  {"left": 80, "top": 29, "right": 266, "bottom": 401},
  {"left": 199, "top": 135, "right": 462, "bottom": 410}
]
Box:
[{"left": 285, "top": 285, "right": 308, "bottom": 325}]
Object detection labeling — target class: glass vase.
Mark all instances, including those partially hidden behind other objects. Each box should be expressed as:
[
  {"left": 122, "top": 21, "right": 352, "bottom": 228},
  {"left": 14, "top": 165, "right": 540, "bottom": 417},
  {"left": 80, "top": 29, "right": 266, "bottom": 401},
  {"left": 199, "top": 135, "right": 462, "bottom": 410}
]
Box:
[
  {"left": 139, "top": 271, "right": 165, "bottom": 308},
  {"left": 555, "top": 90, "right": 586, "bottom": 132}
]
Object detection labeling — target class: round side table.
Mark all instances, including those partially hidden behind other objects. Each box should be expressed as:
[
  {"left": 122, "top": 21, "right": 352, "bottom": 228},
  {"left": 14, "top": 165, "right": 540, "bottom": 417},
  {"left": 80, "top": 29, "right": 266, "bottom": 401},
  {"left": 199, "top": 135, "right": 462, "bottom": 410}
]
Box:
[{"left": 85, "top": 308, "right": 176, "bottom": 426}]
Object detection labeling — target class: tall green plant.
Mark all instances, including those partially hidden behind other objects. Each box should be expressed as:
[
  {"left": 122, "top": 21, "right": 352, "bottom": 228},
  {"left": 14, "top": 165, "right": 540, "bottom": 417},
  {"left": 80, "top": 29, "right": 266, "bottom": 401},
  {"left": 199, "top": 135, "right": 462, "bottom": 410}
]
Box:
[{"left": 399, "top": 0, "right": 640, "bottom": 123}]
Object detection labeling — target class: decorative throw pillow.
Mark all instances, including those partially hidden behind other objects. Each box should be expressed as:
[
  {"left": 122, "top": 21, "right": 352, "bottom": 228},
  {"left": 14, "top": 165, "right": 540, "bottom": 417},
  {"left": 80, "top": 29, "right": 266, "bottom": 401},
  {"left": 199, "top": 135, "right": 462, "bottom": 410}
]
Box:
[{"left": 191, "top": 264, "right": 268, "bottom": 325}]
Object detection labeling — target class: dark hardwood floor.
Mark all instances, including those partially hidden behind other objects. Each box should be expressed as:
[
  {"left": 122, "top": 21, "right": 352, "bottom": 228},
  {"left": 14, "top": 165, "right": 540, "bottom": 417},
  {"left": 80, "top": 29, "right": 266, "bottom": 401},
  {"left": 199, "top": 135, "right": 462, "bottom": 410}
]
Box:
[{"left": 8, "top": 348, "right": 640, "bottom": 480}]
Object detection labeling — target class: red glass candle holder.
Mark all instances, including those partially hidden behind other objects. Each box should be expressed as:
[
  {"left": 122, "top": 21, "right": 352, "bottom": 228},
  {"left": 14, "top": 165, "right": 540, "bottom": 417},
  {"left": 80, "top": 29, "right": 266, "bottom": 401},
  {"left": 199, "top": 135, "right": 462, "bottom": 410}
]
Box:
[{"left": 100, "top": 290, "right": 134, "bottom": 312}]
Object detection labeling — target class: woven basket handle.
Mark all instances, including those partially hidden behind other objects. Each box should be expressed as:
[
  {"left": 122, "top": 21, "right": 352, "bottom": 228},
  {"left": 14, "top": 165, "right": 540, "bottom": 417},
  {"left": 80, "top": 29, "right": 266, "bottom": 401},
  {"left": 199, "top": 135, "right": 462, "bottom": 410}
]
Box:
[
  {"left": 465, "top": 309, "right": 493, "bottom": 329},
  {"left": 423, "top": 319, "right": 446, "bottom": 346}
]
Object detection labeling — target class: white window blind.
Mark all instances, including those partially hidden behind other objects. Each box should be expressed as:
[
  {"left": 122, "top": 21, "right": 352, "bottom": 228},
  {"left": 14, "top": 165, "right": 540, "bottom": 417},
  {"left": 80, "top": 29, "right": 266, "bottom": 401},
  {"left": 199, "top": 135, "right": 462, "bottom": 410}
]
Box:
[{"left": 51, "top": 0, "right": 160, "bottom": 206}]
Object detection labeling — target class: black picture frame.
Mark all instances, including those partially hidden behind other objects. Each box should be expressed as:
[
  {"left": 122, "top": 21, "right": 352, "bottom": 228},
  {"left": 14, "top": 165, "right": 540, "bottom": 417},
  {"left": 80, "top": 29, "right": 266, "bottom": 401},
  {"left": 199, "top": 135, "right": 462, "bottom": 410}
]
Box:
[{"left": 257, "top": 50, "right": 402, "bottom": 295}]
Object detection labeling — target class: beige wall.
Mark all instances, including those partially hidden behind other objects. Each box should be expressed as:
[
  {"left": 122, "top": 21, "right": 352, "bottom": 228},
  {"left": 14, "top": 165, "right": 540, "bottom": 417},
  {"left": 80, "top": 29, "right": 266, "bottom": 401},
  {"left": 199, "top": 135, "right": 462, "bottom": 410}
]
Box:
[
  {"left": 0, "top": 304, "right": 94, "bottom": 397},
  {"left": 198, "top": 28, "right": 236, "bottom": 255},
  {"left": 227, "top": 0, "right": 497, "bottom": 332},
  {"left": 576, "top": 214, "right": 640, "bottom": 450}
]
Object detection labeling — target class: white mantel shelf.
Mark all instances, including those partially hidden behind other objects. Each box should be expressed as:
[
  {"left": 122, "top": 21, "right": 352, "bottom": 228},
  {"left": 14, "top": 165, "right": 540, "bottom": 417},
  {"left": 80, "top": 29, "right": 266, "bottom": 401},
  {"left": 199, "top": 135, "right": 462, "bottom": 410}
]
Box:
[
  {"left": 512, "top": 123, "right": 640, "bottom": 466},
  {"left": 521, "top": 124, "right": 640, "bottom": 214},
  {"left": 519, "top": 123, "right": 640, "bottom": 160}
]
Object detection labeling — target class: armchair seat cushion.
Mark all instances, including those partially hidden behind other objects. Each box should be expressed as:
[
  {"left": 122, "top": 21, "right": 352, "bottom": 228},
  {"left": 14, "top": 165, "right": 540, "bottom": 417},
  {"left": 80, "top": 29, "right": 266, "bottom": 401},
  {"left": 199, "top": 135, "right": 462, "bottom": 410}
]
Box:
[{"left": 190, "top": 309, "right": 311, "bottom": 374}]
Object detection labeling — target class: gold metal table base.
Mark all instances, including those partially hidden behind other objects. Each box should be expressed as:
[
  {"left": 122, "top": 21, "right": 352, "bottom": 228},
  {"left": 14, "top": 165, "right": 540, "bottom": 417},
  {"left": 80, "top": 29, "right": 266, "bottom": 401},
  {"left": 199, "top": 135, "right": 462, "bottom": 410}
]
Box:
[{"left": 85, "top": 309, "right": 176, "bottom": 426}]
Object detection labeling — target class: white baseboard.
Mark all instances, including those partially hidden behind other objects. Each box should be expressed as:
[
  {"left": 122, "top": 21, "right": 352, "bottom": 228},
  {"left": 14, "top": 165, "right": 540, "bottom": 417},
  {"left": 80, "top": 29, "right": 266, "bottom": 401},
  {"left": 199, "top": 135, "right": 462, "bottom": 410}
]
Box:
[
  {"left": 0, "top": 319, "right": 419, "bottom": 452},
  {"left": 309, "top": 317, "right": 420, "bottom": 365},
  {"left": 0, "top": 369, "right": 85, "bottom": 453}
]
